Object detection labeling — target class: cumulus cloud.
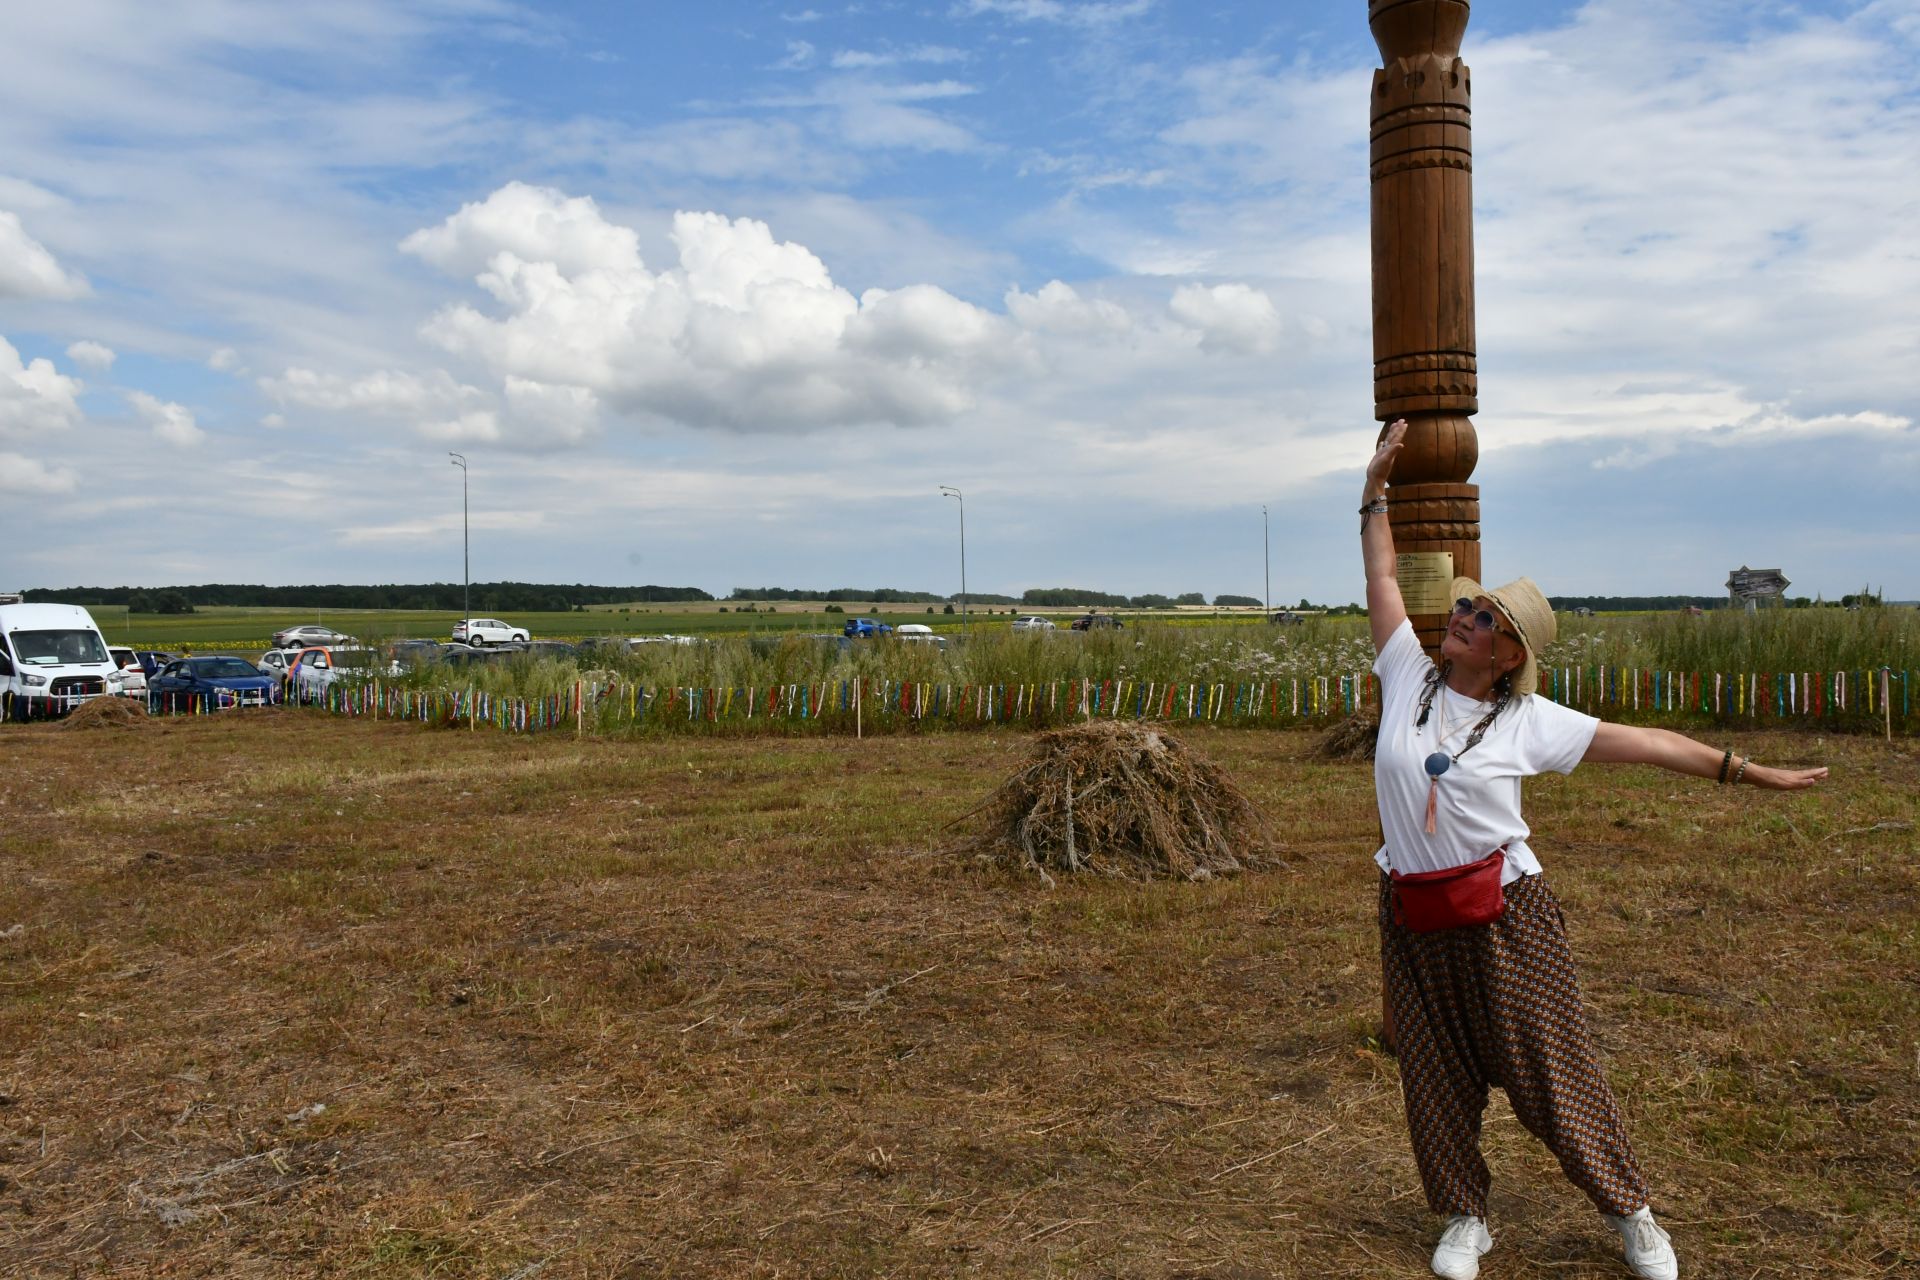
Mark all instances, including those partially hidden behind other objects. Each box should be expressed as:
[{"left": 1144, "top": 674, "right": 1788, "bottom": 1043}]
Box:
[
  {"left": 0, "top": 211, "right": 88, "bottom": 300},
  {"left": 403, "top": 182, "right": 1013, "bottom": 434},
  {"left": 0, "top": 450, "right": 78, "bottom": 494},
  {"left": 128, "top": 391, "right": 206, "bottom": 447},
  {"left": 1005, "top": 280, "right": 1135, "bottom": 337},
  {"left": 1169, "top": 282, "right": 1281, "bottom": 354},
  {"left": 208, "top": 346, "right": 241, "bottom": 372},
  {"left": 64, "top": 340, "right": 116, "bottom": 372},
  {"left": 956, "top": 0, "right": 1152, "bottom": 26},
  {"left": 0, "top": 335, "right": 83, "bottom": 438}
]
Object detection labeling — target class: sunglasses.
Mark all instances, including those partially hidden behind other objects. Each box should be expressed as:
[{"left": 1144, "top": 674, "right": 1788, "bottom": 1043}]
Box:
[{"left": 1452, "top": 598, "right": 1521, "bottom": 644}]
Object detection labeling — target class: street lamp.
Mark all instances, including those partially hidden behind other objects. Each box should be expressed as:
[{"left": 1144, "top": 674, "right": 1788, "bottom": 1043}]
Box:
[
  {"left": 1262, "top": 504, "right": 1270, "bottom": 620},
  {"left": 449, "top": 452, "right": 469, "bottom": 634},
  {"left": 939, "top": 486, "right": 967, "bottom": 630}
]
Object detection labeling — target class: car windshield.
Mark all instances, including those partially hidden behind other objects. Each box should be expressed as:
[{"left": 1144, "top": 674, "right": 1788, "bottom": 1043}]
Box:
[
  {"left": 192, "top": 658, "right": 263, "bottom": 679},
  {"left": 10, "top": 629, "right": 110, "bottom": 666}
]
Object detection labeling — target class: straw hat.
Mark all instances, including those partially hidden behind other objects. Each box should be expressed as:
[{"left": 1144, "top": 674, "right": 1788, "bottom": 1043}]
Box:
[{"left": 1449, "top": 575, "right": 1555, "bottom": 697}]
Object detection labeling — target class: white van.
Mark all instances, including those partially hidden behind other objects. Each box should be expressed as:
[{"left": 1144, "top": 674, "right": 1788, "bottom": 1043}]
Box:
[{"left": 0, "top": 601, "right": 127, "bottom": 721}]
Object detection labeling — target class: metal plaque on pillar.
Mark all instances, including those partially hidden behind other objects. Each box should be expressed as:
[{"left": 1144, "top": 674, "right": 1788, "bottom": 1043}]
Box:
[{"left": 1370, "top": 0, "right": 1482, "bottom": 657}]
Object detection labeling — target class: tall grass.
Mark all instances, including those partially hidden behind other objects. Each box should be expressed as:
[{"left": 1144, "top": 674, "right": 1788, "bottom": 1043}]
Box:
[{"left": 1542, "top": 606, "right": 1919, "bottom": 674}]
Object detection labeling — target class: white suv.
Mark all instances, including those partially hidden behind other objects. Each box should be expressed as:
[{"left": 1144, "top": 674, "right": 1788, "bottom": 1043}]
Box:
[{"left": 451, "top": 618, "right": 529, "bottom": 646}]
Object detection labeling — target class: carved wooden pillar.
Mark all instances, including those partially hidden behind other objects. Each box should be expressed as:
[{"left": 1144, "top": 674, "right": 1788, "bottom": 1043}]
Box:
[{"left": 1370, "top": 0, "right": 1480, "bottom": 656}]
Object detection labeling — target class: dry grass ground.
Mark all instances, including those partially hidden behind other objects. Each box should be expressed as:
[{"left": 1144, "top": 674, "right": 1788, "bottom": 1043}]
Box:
[{"left": 0, "top": 715, "right": 1914, "bottom": 1278}]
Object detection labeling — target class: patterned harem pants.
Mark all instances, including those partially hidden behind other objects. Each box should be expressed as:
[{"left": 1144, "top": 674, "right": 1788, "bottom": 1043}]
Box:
[{"left": 1378, "top": 872, "right": 1650, "bottom": 1218}]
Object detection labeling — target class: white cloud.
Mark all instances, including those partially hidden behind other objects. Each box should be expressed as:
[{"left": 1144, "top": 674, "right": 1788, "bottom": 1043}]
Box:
[
  {"left": 1169, "top": 282, "right": 1280, "bottom": 354},
  {"left": 0, "top": 450, "right": 78, "bottom": 494},
  {"left": 260, "top": 412, "right": 285, "bottom": 429},
  {"left": 956, "top": 0, "right": 1153, "bottom": 26},
  {"left": 831, "top": 45, "right": 967, "bottom": 70},
  {"left": 404, "top": 183, "right": 1014, "bottom": 434},
  {"left": 0, "top": 210, "right": 88, "bottom": 299},
  {"left": 1006, "top": 280, "right": 1134, "bottom": 337},
  {"left": 208, "top": 346, "right": 241, "bottom": 372},
  {"left": 128, "top": 390, "right": 205, "bottom": 447},
  {"left": 64, "top": 339, "right": 115, "bottom": 372},
  {"left": 0, "top": 335, "right": 83, "bottom": 438},
  {"left": 260, "top": 366, "right": 482, "bottom": 417}
]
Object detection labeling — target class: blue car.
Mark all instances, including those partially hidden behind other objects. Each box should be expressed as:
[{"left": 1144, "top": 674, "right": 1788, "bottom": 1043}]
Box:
[
  {"left": 149, "top": 655, "right": 281, "bottom": 709},
  {"left": 843, "top": 617, "right": 894, "bottom": 638}
]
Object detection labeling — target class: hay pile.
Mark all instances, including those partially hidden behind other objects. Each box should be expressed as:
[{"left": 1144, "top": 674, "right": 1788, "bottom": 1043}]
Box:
[
  {"left": 58, "top": 697, "right": 149, "bottom": 730},
  {"left": 958, "top": 720, "right": 1278, "bottom": 882},
  {"left": 1315, "top": 708, "right": 1380, "bottom": 761}
]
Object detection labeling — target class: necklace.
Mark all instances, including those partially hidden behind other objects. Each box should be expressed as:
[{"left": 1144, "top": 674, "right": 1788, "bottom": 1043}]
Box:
[{"left": 1421, "top": 682, "right": 1495, "bottom": 835}]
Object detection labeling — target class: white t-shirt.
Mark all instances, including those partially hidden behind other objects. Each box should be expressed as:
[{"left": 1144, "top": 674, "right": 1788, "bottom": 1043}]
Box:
[{"left": 1372, "top": 619, "right": 1599, "bottom": 885}]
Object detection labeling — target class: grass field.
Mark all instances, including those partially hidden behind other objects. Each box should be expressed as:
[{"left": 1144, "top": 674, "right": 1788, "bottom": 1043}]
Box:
[
  {"left": 1, "top": 715, "right": 1913, "bottom": 1277},
  {"left": 89, "top": 603, "right": 1252, "bottom": 650}
]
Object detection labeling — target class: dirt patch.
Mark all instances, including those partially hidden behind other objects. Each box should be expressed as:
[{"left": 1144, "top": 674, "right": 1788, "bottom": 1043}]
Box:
[{"left": 954, "top": 719, "right": 1280, "bottom": 881}]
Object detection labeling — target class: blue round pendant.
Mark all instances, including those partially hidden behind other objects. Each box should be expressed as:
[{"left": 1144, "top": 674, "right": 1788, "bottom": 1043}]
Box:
[{"left": 1424, "top": 751, "right": 1453, "bottom": 778}]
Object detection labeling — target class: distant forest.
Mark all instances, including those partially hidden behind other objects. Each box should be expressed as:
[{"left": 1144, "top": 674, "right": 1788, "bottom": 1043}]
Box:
[
  {"left": 24, "top": 583, "right": 714, "bottom": 612},
  {"left": 727, "top": 587, "right": 1019, "bottom": 605},
  {"left": 1549, "top": 595, "right": 1729, "bottom": 611}
]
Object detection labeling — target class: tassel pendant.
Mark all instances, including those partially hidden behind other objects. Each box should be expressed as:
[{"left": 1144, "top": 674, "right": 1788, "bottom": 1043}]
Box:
[{"left": 1424, "top": 776, "right": 1439, "bottom": 834}]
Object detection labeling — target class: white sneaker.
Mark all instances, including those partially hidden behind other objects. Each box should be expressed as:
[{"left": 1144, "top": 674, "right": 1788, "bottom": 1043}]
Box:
[
  {"left": 1431, "top": 1214, "right": 1493, "bottom": 1280},
  {"left": 1605, "top": 1207, "right": 1678, "bottom": 1280}
]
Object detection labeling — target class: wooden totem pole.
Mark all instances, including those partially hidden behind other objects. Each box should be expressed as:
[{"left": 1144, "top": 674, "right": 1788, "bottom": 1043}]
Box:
[{"left": 1369, "top": 0, "right": 1480, "bottom": 656}]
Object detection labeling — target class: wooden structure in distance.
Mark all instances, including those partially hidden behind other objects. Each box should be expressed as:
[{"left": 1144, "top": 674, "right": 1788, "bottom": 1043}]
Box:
[{"left": 1369, "top": 0, "right": 1480, "bottom": 656}]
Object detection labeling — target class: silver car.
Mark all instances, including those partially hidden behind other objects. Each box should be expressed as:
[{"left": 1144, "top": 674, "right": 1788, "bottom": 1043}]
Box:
[{"left": 272, "top": 623, "right": 356, "bottom": 649}]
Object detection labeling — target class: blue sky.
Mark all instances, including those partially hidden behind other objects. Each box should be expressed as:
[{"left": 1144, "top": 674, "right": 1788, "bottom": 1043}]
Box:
[{"left": 1, "top": 0, "right": 1915, "bottom": 603}]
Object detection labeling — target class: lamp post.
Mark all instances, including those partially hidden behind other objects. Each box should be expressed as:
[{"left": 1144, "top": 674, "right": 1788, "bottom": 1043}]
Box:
[
  {"left": 1262, "top": 504, "right": 1271, "bottom": 620},
  {"left": 939, "top": 486, "right": 967, "bottom": 631},
  {"left": 448, "top": 452, "right": 469, "bottom": 634}
]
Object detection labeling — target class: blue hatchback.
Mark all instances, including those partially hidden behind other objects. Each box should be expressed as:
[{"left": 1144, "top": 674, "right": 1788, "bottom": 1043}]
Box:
[
  {"left": 843, "top": 617, "right": 894, "bottom": 638},
  {"left": 149, "top": 655, "right": 281, "bottom": 708}
]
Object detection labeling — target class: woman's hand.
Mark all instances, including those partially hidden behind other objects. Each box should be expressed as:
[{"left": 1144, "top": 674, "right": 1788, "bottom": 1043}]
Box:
[
  {"left": 1744, "top": 762, "right": 1829, "bottom": 791},
  {"left": 1366, "top": 418, "right": 1408, "bottom": 495}
]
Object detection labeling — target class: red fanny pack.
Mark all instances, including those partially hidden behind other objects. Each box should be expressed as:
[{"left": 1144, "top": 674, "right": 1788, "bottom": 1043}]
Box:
[{"left": 1390, "top": 847, "right": 1507, "bottom": 932}]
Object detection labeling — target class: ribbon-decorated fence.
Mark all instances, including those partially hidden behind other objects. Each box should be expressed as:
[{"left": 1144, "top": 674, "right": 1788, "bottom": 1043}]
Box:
[
  {"left": 142, "top": 664, "right": 1920, "bottom": 736},
  {"left": 8, "top": 664, "right": 1912, "bottom": 735}
]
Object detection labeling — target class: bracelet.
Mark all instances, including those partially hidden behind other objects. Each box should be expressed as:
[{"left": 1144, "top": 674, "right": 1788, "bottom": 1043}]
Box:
[
  {"left": 1716, "top": 748, "right": 1732, "bottom": 784},
  {"left": 1359, "top": 499, "right": 1389, "bottom": 515},
  {"left": 1731, "top": 757, "right": 1750, "bottom": 785}
]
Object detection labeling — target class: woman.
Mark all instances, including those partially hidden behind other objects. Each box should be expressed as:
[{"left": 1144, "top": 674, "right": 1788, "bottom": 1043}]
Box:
[{"left": 1360, "top": 419, "right": 1825, "bottom": 1280}]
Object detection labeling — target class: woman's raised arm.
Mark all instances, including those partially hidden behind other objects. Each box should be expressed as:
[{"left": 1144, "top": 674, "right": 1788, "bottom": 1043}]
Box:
[{"left": 1362, "top": 418, "right": 1409, "bottom": 654}]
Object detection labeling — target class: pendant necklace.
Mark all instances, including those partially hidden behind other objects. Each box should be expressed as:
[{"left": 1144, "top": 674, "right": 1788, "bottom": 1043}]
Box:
[{"left": 1422, "top": 683, "right": 1483, "bottom": 835}]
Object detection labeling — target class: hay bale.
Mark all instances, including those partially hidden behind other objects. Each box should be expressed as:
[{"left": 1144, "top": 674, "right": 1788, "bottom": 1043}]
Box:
[
  {"left": 957, "top": 720, "right": 1279, "bottom": 882},
  {"left": 57, "top": 697, "right": 148, "bottom": 730},
  {"left": 1315, "top": 708, "right": 1380, "bottom": 762}
]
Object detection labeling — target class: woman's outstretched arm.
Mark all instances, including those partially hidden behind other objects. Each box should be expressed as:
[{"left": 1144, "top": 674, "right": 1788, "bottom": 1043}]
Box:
[
  {"left": 1582, "top": 721, "right": 1828, "bottom": 790},
  {"left": 1362, "top": 418, "right": 1409, "bottom": 654}
]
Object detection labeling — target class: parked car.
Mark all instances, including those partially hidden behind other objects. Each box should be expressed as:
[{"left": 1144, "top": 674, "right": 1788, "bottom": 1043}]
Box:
[
  {"left": 895, "top": 624, "right": 948, "bottom": 650},
  {"left": 108, "top": 646, "right": 148, "bottom": 696},
  {"left": 843, "top": 617, "right": 894, "bottom": 638},
  {"left": 1011, "top": 616, "right": 1057, "bottom": 632},
  {"left": 150, "top": 655, "right": 279, "bottom": 707},
  {"left": 452, "top": 617, "right": 529, "bottom": 646},
  {"left": 255, "top": 648, "right": 295, "bottom": 681},
  {"left": 1268, "top": 611, "right": 1306, "bottom": 626},
  {"left": 134, "top": 650, "right": 174, "bottom": 678},
  {"left": 287, "top": 646, "right": 381, "bottom": 698},
  {"left": 629, "top": 634, "right": 702, "bottom": 647},
  {"left": 520, "top": 640, "right": 578, "bottom": 661},
  {"left": 272, "top": 624, "right": 357, "bottom": 649},
  {"left": 1069, "top": 614, "right": 1124, "bottom": 631}
]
